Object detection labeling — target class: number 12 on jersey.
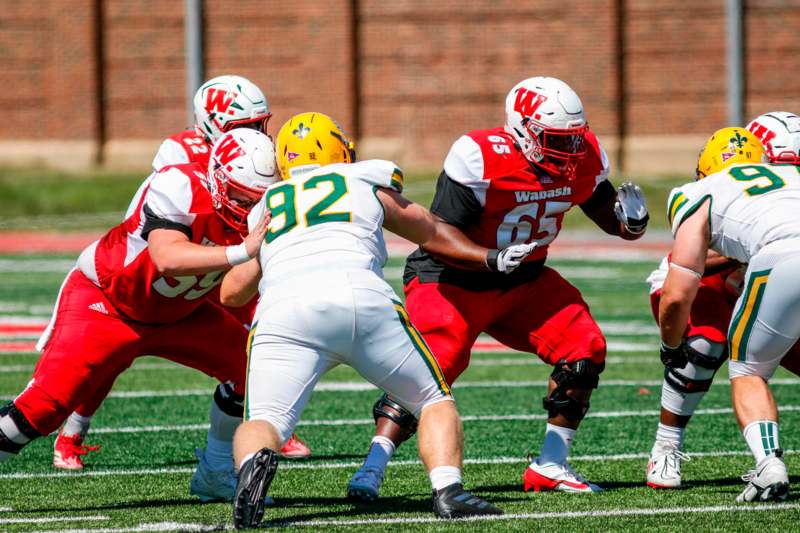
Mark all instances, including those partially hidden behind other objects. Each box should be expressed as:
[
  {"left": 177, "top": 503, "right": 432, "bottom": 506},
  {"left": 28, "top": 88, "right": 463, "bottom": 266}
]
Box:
[
  {"left": 265, "top": 173, "right": 352, "bottom": 242},
  {"left": 497, "top": 201, "right": 570, "bottom": 248}
]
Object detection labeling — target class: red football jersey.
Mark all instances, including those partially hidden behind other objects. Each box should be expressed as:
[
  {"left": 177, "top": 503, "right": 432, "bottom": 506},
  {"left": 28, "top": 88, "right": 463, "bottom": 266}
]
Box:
[
  {"left": 153, "top": 128, "right": 212, "bottom": 171},
  {"left": 405, "top": 126, "right": 610, "bottom": 290},
  {"left": 125, "top": 129, "right": 214, "bottom": 220},
  {"left": 78, "top": 163, "right": 240, "bottom": 324},
  {"left": 449, "top": 126, "right": 607, "bottom": 260}
]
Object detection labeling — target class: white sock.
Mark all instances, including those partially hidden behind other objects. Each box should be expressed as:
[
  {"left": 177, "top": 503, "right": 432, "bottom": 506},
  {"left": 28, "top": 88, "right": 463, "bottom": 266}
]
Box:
[
  {"left": 238, "top": 452, "right": 256, "bottom": 471},
  {"left": 429, "top": 465, "right": 462, "bottom": 491},
  {"left": 205, "top": 397, "right": 240, "bottom": 472},
  {"left": 743, "top": 420, "right": 780, "bottom": 464},
  {"left": 62, "top": 412, "right": 92, "bottom": 439},
  {"left": 536, "top": 423, "right": 576, "bottom": 466},
  {"left": 362, "top": 436, "right": 396, "bottom": 472},
  {"left": 654, "top": 422, "right": 685, "bottom": 450}
]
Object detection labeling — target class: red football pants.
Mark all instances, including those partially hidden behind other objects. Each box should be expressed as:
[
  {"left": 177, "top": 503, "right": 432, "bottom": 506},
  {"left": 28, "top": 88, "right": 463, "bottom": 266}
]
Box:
[
  {"left": 404, "top": 267, "right": 606, "bottom": 385},
  {"left": 650, "top": 272, "right": 800, "bottom": 375},
  {"left": 14, "top": 270, "right": 249, "bottom": 435}
]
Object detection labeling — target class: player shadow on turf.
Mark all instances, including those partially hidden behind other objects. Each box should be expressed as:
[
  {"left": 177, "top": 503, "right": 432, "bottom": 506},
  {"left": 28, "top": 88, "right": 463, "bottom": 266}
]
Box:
[
  {"left": 259, "top": 494, "right": 434, "bottom": 525},
  {"left": 15, "top": 497, "right": 204, "bottom": 515}
]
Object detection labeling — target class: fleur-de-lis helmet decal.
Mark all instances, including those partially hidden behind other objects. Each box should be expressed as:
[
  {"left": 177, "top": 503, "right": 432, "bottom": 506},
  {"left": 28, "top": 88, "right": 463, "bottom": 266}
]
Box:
[
  {"left": 293, "top": 123, "right": 310, "bottom": 139},
  {"left": 730, "top": 131, "right": 748, "bottom": 149}
]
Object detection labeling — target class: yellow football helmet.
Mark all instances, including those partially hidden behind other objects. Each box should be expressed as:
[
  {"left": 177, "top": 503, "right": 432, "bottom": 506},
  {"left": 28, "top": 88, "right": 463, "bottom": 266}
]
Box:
[
  {"left": 695, "top": 127, "right": 765, "bottom": 179},
  {"left": 275, "top": 112, "right": 356, "bottom": 179}
]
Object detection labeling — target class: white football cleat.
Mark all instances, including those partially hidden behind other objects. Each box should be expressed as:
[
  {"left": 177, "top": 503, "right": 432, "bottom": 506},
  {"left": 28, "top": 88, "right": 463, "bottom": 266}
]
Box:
[
  {"left": 190, "top": 448, "right": 275, "bottom": 505},
  {"left": 523, "top": 459, "right": 602, "bottom": 493},
  {"left": 347, "top": 466, "right": 384, "bottom": 502},
  {"left": 646, "top": 440, "right": 690, "bottom": 489},
  {"left": 737, "top": 450, "right": 790, "bottom": 503}
]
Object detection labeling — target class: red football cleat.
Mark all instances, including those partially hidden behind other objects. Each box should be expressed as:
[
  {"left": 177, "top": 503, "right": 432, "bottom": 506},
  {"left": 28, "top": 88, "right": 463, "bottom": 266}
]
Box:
[
  {"left": 523, "top": 460, "right": 602, "bottom": 493},
  {"left": 53, "top": 430, "right": 101, "bottom": 470},
  {"left": 280, "top": 433, "right": 311, "bottom": 459}
]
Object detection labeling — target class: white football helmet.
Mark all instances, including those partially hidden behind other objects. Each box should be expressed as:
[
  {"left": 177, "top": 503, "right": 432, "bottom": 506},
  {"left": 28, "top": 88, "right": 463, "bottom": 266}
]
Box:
[
  {"left": 207, "top": 129, "right": 278, "bottom": 234},
  {"left": 193, "top": 75, "right": 271, "bottom": 143},
  {"left": 505, "top": 77, "right": 588, "bottom": 178},
  {"left": 746, "top": 111, "right": 800, "bottom": 164}
]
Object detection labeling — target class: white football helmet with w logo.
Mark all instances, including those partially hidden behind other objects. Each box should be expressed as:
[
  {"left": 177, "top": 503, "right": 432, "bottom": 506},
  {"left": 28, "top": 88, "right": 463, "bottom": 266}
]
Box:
[
  {"left": 746, "top": 111, "right": 800, "bottom": 165},
  {"left": 193, "top": 75, "right": 271, "bottom": 143},
  {"left": 207, "top": 129, "right": 278, "bottom": 234},
  {"left": 504, "top": 77, "right": 588, "bottom": 179}
]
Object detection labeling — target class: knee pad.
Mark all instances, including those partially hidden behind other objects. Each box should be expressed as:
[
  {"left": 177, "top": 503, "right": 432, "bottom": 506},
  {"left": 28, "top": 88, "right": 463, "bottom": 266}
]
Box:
[
  {"left": 372, "top": 393, "right": 418, "bottom": 442},
  {"left": 664, "top": 338, "right": 726, "bottom": 394},
  {"left": 542, "top": 359, "right": 605, "bottom": 420},
  {"left": 0, "top": 403, "right": 40, "bottom": 455},
  {"left": 214, "top": 382, "right": 244, "bottom": 418}
]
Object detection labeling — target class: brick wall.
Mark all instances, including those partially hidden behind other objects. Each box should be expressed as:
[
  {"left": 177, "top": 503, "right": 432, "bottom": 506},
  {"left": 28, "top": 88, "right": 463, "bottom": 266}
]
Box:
[{"left": 0, "top": 0, "right": 798, "bottom": 172}]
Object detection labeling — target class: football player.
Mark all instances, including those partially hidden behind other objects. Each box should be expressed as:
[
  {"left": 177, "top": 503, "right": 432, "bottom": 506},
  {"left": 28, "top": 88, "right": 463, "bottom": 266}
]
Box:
[
  {"left": 645, "top": 112, "right": 800, "bottom": 489},
  {"left": 659, "top": 126, "right": 800, "bottom": 502},
  {"left": 54, "top": 75, "right": 310, "bottom": 470},
  {"left": 347, "top": 76, "right": 650, "bottom": 501},
  {"left": 219, "top": 112, "right": 532, "bottom": 528},
  {"left": 0, "top": 129, "right": 277, "bottom": 503}
]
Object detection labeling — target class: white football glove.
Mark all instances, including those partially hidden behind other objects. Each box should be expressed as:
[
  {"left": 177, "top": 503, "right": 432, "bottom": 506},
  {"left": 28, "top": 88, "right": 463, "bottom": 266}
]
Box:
[
  {"left": 614, "top": 182, "right": 649, "bottom": 235},
  {"left": 486, "top": 242, "right": 537, "bottom": 273}
]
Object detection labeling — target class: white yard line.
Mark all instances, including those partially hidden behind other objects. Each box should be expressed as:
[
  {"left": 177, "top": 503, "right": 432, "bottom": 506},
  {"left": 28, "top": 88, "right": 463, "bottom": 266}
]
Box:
[
  {"left": 3, "top": 378, "right": 800, "bottom": 401},
  {"left": 284, "top": 503, "right": 800, "bottom": 527},
  {"left": 32, "top": 405, "right": 800, "bottom": 437},
  {"left": 0, "top": 515, "right": 108, "bottom": 525},
  {"left": 3, "top": 449, "right": 793, "bottom": 481},
  {"left": 27, "top": 523, "right": 223, "bottom": 533},
  {"left": 0, "top": 506, "right": 12, "bottom": 512}
]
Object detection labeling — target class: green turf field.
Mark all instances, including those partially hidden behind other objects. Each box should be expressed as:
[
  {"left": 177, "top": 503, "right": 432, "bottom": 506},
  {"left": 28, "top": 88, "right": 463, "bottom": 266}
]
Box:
[{"left": 0, "top": 253, "right": 798, "bottom": 531}]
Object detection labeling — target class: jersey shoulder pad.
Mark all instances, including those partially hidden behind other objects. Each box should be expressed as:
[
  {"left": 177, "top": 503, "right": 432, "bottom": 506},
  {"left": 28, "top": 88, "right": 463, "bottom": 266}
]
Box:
[
  {"left": 667, "top": 180, "right": 712, "bottom": 236},
  {"left": 152, "top": 138, "right": 190, "bottom": 171},
  {"left": 344, "top": 159, "right": 405, "bottom": 193},
  {"left": 146, "top": 165, "right": 206, "bottom": 226},
  {"left": 443, "top": 133, "right": 486, "bottom": 189},
  {"left": 582, "top": 130, "right": 610, "bottom": 185}
]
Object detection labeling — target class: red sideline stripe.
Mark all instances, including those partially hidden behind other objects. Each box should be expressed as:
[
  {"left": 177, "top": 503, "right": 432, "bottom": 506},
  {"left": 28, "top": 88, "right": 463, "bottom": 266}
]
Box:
[
  {"left": 0, "top": 341, "right": 37, "bottom": 353},
  {"left": 0, "top": 231, "right": 99, "bottom": 254},
  {"left": 0, "top": 324, "right": 46, "bottom": 334},
  {"left": 473, "top": 340, "right": 513, "bottom": 353}
]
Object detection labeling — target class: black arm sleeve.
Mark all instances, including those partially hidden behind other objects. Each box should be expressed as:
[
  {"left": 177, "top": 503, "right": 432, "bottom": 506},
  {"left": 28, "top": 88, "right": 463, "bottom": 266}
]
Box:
[
  {"left": 141, "top": 203, "right": 193, "bottom": 241},
  {"left": 429, "top": 170, "right": 482, "bottom": 227},
  {"left": 579, "top": 179, "right": 616, "bottom": 214}
]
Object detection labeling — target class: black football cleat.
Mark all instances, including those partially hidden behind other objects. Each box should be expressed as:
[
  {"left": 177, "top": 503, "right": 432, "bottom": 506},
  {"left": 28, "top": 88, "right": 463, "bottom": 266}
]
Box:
[
  {"left": 233, "top": 448, "right": 279, "bottom": 529},
  {"left": 432, "top": 482, "right": 503, "bottom": 519}
]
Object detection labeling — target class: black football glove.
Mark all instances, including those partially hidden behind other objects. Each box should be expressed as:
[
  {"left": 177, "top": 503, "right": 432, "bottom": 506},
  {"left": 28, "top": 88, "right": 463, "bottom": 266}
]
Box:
[{"left": 660, "top": 340, "right": 688, "bottom": 369}]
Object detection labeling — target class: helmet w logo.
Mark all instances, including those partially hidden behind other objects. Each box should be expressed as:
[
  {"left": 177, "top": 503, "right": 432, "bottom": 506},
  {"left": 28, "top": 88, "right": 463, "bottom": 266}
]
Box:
[
  {"left": 205, "top": 88, "right": 237, "bottom": 115},
  {"left": 214, "top": 135, "right": 244, "bottom": 166},
  {"left": 513, "top": 88, "right": 548, "bottom": 119},
  {"left": 747, "top": 121, "right": 777, "bottom": 146}
]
